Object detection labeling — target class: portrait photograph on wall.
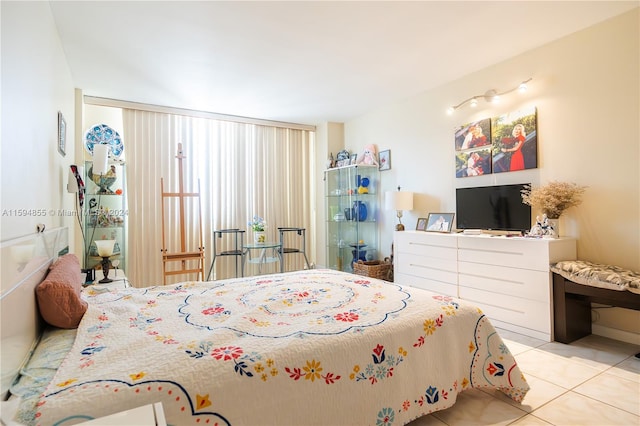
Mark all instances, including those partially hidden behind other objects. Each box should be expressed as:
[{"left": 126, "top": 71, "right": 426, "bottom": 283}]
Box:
[
  {"left": 455, "top": 146, "right": 492, "bottom": 178},
  {"left": 454, "top": 118, "right": 491, "bottom": 151},
  {"left": 491, "top": 106, "right": 538, "bottom": 173}
]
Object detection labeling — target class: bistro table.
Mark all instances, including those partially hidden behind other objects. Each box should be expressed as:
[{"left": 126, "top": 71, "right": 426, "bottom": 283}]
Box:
[{"left": 243, "top": 241, "right": 282, "bottom": 275}]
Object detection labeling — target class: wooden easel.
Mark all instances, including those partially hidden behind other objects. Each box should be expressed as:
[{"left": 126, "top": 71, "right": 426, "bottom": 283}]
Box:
[{"left": 160, "top": 143, "right": 205, "bottom": 284}]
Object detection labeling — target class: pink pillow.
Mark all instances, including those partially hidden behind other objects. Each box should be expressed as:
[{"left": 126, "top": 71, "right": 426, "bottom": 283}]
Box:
[{"left": 36, "top": 254, "right": 87, "bottom": 329}]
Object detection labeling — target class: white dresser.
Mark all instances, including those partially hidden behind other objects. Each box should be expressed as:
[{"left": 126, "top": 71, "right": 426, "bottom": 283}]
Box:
[
  {"left": 395, "top": 232, "right": 458, "bottom": 297},
  {"left": 394, "top": 231, "right": 576, "bottom": 341}
]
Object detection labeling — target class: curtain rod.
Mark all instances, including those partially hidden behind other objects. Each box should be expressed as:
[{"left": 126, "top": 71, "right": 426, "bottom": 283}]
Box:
[{"left": 83, "top": 96, "right": 317, "bottom": 132}]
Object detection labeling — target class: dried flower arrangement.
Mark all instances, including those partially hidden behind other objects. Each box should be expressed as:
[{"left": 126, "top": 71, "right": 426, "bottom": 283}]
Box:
[{"left": 521, "top": 181, "right": 587, "bottom": 219}]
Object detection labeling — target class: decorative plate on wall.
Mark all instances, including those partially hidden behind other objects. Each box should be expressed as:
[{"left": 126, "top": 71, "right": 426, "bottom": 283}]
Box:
[{"left": 84, "top": 124, "right": 124, "bottom": 158}]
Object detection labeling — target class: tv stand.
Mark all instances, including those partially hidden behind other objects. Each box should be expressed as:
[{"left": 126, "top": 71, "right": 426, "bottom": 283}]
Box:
[{"left": 394, "top": 231, "right": 576, "bottom": 341}]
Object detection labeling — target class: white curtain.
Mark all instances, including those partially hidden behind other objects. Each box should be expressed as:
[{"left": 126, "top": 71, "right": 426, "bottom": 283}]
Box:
[{"left": 122, "top": 110, "right": 314, "bottom": 287}]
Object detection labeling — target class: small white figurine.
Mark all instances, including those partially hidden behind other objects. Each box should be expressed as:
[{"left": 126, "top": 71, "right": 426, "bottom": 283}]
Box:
[
  {"left": 541, "top": 214, "right": 557, "bottom": 238},
  {"left": 529, "top": 215, "right": 544, "bottom": 237}
]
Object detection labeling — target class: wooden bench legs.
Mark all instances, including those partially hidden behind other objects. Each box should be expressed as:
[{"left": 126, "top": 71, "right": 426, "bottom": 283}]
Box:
[
  {"left": 553, "top": 273, "right": 592, "bottom": 343},
  {"left": 553, "top": 272, "right": 640, "bottom": 344}
]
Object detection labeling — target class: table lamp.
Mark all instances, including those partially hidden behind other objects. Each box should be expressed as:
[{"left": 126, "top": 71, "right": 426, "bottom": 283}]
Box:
[
  {"left": 95, "top": 239, "right": 115, "bottom": 283},
  {"left": 385, "top": 186, "right": 414, "bottom": 231}
]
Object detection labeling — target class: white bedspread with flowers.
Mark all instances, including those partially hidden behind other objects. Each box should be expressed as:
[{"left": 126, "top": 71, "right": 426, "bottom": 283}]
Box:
[{"left": 36, "top": 269, "right": 528, "bottom": 425}]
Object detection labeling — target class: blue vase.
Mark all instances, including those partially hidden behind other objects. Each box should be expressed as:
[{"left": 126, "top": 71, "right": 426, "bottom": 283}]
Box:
[
  {"left": 353, "top": 201, "right": 367, "bottom": 222},
  {"left": 351, "top": 248, "right": 368, "bottom": 265}
]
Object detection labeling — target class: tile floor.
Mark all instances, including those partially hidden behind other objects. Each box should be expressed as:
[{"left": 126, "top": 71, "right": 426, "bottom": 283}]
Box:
[{"left": 408, "top": 329, "right": 640, "bottom": 425}]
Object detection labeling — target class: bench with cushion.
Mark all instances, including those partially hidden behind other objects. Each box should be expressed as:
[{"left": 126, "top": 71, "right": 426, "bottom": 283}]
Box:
[{"left": 551, "top": 260, "right": 640, "bottom": 344}]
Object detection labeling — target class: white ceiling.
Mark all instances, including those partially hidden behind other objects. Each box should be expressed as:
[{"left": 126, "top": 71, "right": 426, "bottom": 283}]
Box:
[{"left": 50, "top": 1, "right": 637, "bottom": 126}]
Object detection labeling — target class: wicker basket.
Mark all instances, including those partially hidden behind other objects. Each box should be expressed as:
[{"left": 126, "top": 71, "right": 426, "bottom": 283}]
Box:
[{"left": 353, "top": 260, "right": 392, "bottom": 280}]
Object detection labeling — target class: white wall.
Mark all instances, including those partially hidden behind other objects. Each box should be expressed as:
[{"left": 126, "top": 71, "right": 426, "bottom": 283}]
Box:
[
  {"left": 82, "top": 105, "right": 125, "bottom": 162},
  {"left": 341, "top": 9, "right": 639, "bottom": 339},
  {"left": 1, "top": 2, "right": 76, "bottom": 245}
]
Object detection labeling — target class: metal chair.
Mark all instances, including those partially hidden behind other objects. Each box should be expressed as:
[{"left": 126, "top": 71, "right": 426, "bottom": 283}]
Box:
[
  {"left": 207, "top": 229, "right": 246, "bottom": 280},
  {"left": 278, "top": 227, "right": 311, "bottom": 273}
]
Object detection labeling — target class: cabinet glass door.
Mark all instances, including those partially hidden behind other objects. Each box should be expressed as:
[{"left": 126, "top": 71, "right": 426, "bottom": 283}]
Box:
[
  {"left": 325, "top": 165, "right": 379, "bottom": 272},
  {"left": 83, "top": 160, "right": 127, "bottom": 273}
]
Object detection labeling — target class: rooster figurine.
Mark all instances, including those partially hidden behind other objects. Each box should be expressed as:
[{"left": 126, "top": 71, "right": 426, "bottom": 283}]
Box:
[{"left": 89, "top": 165, "right": 117, "bottom": 194}]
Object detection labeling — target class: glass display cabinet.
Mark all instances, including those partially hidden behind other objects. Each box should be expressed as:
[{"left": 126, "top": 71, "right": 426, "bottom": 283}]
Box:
[
  {"left": 83, "top": 160, "right": 127, "bottom": 273},
  {"left": 324, "top": 164, "right": 379, "bottom": 272}
]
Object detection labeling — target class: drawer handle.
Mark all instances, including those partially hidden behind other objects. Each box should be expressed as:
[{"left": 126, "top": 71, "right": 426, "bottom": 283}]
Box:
[
  {"left": 462, "top": 248, "right": 524, "bottom": 256},
  {"left": 410, "top": 263, "right": 455, "bottom": 274},
  {"left": 466, "top": 298, "right": 525, "bottom": 314},
  {"left": 459, "top": 272, "right": 524, "bottom": 286}
]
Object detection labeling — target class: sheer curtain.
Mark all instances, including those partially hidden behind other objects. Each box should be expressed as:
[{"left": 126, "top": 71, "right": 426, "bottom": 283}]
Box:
[{"left": 123, "top": 110, "right": 314, "bottom": 287}]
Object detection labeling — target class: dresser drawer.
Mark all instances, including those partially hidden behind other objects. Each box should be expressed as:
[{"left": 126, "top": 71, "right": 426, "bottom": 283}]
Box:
[
  {"left": 395, "top": 231, "right": 457, "bottom": 259},
  {"left": 458, "top": 262, "right": 551, "bottom": 303},
  {"left": 457, "top": 236, "right": 551, "bottom": 270},
  {"left": 395, "top": 272, "right": 458, "bottom": 298},
  {"left": 398, "top": 252, "right": 457, "bottom": 280},
  {"left": 459, "top": 286, "right": 551, "bottom": 334},
  {"left": 457, "top": 236, "right": 577, "bottom": 271}
]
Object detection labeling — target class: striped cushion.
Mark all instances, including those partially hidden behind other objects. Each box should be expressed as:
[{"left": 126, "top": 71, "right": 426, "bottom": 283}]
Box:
[{"left": 551, "top": 260, "right": 640, "bottom": 294}]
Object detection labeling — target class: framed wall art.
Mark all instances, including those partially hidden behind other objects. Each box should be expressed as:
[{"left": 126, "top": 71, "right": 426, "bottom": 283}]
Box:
[
  {"left": 454, "top": 118, "right": 491, "bottom": 151},
  {"left": 379, "top": 149, "right": 390, "bottom": 171},
  {"left": 491, "top": 106, "right": 538, "bottom": 173},
  {"left": 454, "top": 118, "right": 491, "bottom": 178},
  {"left": 426, "top": 213, "right": 455, "bottom": 233},
  {"left": 57, "top": 111, "right": 66, "bottom": 157},
  {"left": 455, "top": 146, "right": 492, "bottom": 178}
]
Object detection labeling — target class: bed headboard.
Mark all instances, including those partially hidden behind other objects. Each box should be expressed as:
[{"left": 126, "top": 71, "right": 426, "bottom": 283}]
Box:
[{"left": 0, "top": 227, "right": 69, "bottom": 400}]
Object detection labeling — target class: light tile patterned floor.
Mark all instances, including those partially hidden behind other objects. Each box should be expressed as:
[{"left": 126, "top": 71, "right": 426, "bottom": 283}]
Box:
[{"left": 407, "top": 329, "right": 640, "bottom": 425}]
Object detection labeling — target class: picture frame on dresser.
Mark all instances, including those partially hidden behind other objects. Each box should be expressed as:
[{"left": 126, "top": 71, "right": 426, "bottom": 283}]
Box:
[
  {"left": 426, "top": 213, "right": 454, "bottom": 233},
  {"left": 416, "top": 217, "right": 428, "bottom": 231}
]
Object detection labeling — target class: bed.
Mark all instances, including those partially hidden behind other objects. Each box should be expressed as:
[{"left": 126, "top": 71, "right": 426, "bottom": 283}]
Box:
[{"left": 2, "top": 230, "right": 529, "bottom": 426}]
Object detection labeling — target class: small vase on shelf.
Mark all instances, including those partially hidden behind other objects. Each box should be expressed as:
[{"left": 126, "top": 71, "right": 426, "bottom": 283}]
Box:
[{"left": 353, "top": 200, "right": 367, "bottom": 222}]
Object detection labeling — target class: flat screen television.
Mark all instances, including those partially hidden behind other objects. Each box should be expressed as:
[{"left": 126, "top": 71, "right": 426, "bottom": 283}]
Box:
[{"left": 456, "top": 184, "right": 531, "bottom": 232}]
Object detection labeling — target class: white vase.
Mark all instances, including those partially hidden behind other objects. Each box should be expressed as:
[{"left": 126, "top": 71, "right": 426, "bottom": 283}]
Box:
[
  {"left": 547, "top": 218, "right": 560, "bottom": 238},
  {"left": 254, "top": 231, "right": 266, "bottom": 243}
]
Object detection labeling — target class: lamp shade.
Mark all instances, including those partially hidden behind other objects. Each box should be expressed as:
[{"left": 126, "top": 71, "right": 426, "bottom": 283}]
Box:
[
  {"left": 67, "top": 165, "right": 84, "bottom": 193},
  {"left": 95, "top": 239, "right": 115, "bottom": 257},
  {"left": 385, "top": 191, "right": 414, "bottom": 211},
  {"left": 92, "top": 144, "right": 110, "bottom": 175}
]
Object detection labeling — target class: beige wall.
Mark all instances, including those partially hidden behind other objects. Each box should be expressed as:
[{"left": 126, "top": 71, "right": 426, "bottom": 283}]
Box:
[
  {"left": 340, "top": 9, "right": 639, "bottom": 341},
  {"left": 315, "top": 122, "right": 345, "bottom": 268},
  {"left": 1, "top": 2, "right": 77, "bottom": 245}
]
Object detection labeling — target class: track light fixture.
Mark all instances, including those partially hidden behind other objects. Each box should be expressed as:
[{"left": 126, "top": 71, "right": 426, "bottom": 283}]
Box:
[{"left": 446, "top": 78, "right": 532, "bottom": 115}]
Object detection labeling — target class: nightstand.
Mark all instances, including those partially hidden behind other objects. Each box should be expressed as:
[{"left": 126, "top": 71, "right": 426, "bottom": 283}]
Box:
[{"left": 84, "top": 268, "right": 130, "bottom": 290}]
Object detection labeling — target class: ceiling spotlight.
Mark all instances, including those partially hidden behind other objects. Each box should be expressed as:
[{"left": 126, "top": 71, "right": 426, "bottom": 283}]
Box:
[
  {"left": 446, "top": 77, "right": 532, "bottom": 114},
  {"left": 518, "top": 81, "right": 528, "bottom": 93},
  {"left": 484, "top": 89, "right": 499, "bottom": 103}
]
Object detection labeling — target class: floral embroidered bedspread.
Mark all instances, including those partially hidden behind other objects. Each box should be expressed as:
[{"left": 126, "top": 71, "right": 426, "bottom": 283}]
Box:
[{"left": 36, "top": 269, "right": 529, "bottom": 425}]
